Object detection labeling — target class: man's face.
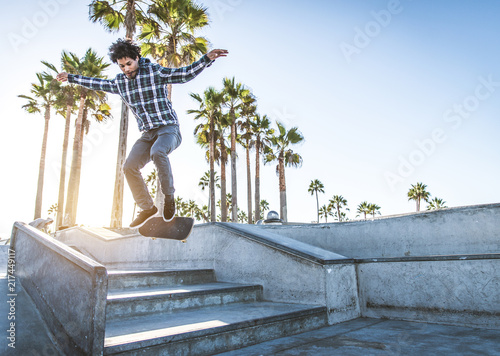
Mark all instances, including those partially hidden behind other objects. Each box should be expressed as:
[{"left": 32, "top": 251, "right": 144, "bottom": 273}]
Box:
[{"left": 117, "top": 56, "right": 139, "bottom": 79}]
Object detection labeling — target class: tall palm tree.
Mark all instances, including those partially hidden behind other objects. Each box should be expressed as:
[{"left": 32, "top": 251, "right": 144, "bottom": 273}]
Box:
[
  {"left": 189, "top": 87, "right": 224, "bottom": 221},
  {"left": 264, "top": 122, "right": 304, "bottom": 222},
  {"left": 41, "top": 62, "right": 78, "bottom": 229},
  {"left": 308, "top": 179, "right": 325, "bottom": 223},
  {"left": 19, "top": 71, "right": 59, "bottom": 219},
  {"left": 89, "top": 0, "right": 148, "bottom": 228},
  {"left": 216, "top": 113, "right": 231, "bottom": 222},
  {"left": 408, "top": 182, "right": 431, "bottom": 212},
  {"left": 329, "top": 195, "right": 349, "bottom": 222},
  {"left": 356, "top": 201, "right": 370, "bottom": 220},
  {"left": 250, "top": 114, "right": 273, "bottom": 222},
  {"left": 61, "top": 49, "right": 111, "bottom": 226},
  {"left": 239, "top": 102, "right": 257, "bottom": 224},
  {"left": 427, "top": 197, "right": 447, "bottom": 210},
  {"left": 223, "top": 77, "right": 252, "bottom": 222}
]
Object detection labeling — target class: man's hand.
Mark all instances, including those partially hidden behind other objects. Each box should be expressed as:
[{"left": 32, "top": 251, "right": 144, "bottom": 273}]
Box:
[
  {"left": 56, "top": 72, "right": 69, "bottom": 82},
  {"left": 207, "top": 49, "right": 228, "bottom": 61}
]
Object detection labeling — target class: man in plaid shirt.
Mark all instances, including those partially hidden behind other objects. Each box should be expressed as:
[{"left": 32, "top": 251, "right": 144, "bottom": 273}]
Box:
[{"left": 57, "top": 39, "right": 227, "bottom": 227}]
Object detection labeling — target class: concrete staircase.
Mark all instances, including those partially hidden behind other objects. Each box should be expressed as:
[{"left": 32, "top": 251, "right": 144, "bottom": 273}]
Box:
[{"left": 103, "top": 269, "right": 328, "bottom": 355}]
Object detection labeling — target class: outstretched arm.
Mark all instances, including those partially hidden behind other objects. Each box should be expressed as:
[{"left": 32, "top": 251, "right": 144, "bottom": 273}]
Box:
[
  {"left": 56, "top": 72, "right": 120, "bottom": 94},
  {"left": 158, "top": 49, "right": 228, "bottom": 84}
]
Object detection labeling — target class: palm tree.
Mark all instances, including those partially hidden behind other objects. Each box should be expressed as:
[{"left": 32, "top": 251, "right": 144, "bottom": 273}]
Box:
[
  {"left": 189, "top": 87, "right": 224, "bottom": 221},
  {"left": 368, "top": 203, "right": 381, "bottom": 218},
  {"left": 19, "top": 70, "right": 59, "bottom": 219},
  {"left": 250, "top": 114, "right": 274, "bottom": 222},
  {"left": 259, "top": 199, "right": 270, "bottom": 221},
  {"left": 319, "top": 205, "right": 333, "bottom": 223},
  {"left": 89, "top": 0, "right": 148, "bottom": 228},
  {"left": 238, "top": 209, "right": 248, "bottom": 224},
  {"left": 216, "top": 114, "right": 231, "bottom": 222},
  {"left": 198, "top": 171, "right": 220, "bottom": 219},
  {"left": 195, "top": 204, "right": 209, "bottom": 223},
  {"left": 41, "top": 61, "right": 78, "bottom": 230},
  {"left": 356, "top": 201, "right": 371, "bottom": 220},
  {"left": 264, "top": 122, "right": 304, "bottom": 222},
  {"left": 329, "top": 195, "right": 349, "bottom": 222},
  {"left": 308, "top": 179, "right": 325, "bottom": 223},
  {"left": 408, "top": 182, "right": 431, "bottom": 212},
  {"left": 223, "top": 77, "right": 253, "bottom": 222},
  {"left": 239, "top": 101, "right": 257, "bottom": 224},
  {"left": 61, "top": 49, "right": 111, "bottom": 226},
  {"left": 427, "top": 197, "right": 447, "bottom": 210}
]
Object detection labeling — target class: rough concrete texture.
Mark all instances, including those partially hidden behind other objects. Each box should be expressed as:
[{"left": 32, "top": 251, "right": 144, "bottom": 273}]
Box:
[
  {"left": 10, "top": 222, "right": 108, "bottom": 355},
  {"left": 358, "top": 258, "right": 500, "bottom": 329},
  {"left": 260, "top": 203, "right": 500, "bottom": 258},
  {"left": 218, "top": 318, "right": 500, "bottom": 356}
]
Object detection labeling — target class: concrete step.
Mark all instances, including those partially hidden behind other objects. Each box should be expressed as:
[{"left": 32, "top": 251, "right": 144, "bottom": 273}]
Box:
[
  {"left": 104, "top": 301, "right": 328, "bottom": 355},
  {"left": 106, "top": 282, "right": 263, "bottom": 320},
  {"left": 107, "top": 269, "right": 216, "bottom": 290}
]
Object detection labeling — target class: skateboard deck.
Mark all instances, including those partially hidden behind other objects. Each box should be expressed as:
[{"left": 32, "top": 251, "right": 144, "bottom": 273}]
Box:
[{"left": 139, "top": 216, "right": 194, "bottom": 241}]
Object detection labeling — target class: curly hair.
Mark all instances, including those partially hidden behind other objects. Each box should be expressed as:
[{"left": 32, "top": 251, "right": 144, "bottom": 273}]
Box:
[{"left": 108, "top": 39, "right": 141, "bottom": 63}]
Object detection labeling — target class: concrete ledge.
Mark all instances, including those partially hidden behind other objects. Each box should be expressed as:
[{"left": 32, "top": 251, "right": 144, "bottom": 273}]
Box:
[
  {"left": 10, "top": 222, "right": 108, "bottom": 355},
  {"left": 259, "top": 203, "right": 500, "bottom": 258},
  {"left": 355, "top": 253, "right": 500, "bottom": 263},
  {"left": 215, "top": 223, "right": 353, "bottom": 264}
]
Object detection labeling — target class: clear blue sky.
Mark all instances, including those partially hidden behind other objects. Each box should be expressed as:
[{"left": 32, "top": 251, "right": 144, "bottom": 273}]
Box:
[{"left": 1, "top": 0, "right": 500, "bottom": 237}]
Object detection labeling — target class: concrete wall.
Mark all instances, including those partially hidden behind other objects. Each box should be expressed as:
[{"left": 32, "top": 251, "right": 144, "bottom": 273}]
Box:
[
  {"left": 11, "top": 222, "right": 108, "bottom": 355},
  {"left": 56, "top": 223, "right": 360, "bottom": 325},
  {"left": 260, "top": 203, "right": 500, "bottom": 258},
  {"left": 53, "top": 204, "right": 500, "bottom": 329},
  {"left": 357, "top": 257, "right": 499, "bottom": 329}
]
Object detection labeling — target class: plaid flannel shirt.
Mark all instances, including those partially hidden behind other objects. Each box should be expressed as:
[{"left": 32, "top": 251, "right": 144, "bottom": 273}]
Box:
[{"left": 68, "top": 55, "right": 214, "bottom": 132}]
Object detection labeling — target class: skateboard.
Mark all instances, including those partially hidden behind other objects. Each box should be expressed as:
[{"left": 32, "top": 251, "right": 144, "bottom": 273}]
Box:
[{"left": 139, "top": 216, "right": 194, "bottom": 241}]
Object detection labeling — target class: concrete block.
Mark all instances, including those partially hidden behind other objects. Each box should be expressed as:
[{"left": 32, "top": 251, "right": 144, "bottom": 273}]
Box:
[{"left": 10, "top": 222, "right": 108, "bottom": 355}]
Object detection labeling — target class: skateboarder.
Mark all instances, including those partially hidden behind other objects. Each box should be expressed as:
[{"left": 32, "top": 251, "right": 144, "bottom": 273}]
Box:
[{"left": 57, "top": 39, "right": 227, "bottom": 227}]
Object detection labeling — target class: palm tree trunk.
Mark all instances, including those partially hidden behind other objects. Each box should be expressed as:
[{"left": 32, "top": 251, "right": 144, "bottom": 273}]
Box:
[
  {"left": 246, "top": 142, "right": 252, "bottom": 224},
  {"left": 55, "top": 105, "right": 72, "bottom": 229},
  {"left": 230, "top": 119, "right": 238, "bottom": 222},
  {"left": 416, "top": 198, "right": 420, "bottom": 212},
  {"left": 209, "top": 116, "right": 216, "bottom": 221},
  {"left": 34, "top": 105, "right": 51, "bottom": 219},
  {"left": 315, "top": 192, "right": 319, "bottom": 223},
  {"left": 254, "top": 140, "right": 261, "bottom": 222},
  {"left": 110, "top": 102, "right": 129, "bottom": 228},
  {"left": 220, "top": 134, "right": 228, "bottom": 222},
  {"left": 278, "top": 155, "right": 287, "bottom": 222},
  {"left": 64, "top": 95, "right": 86, "bottom": 226},
  {"left": 336, "top": 206, "right": 341, "bottom": 222}
]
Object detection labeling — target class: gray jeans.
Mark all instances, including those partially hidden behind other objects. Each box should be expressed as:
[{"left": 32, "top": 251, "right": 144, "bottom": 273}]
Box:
[{"left": 124, "top": 124, "right": 182, "bottom": 210}]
